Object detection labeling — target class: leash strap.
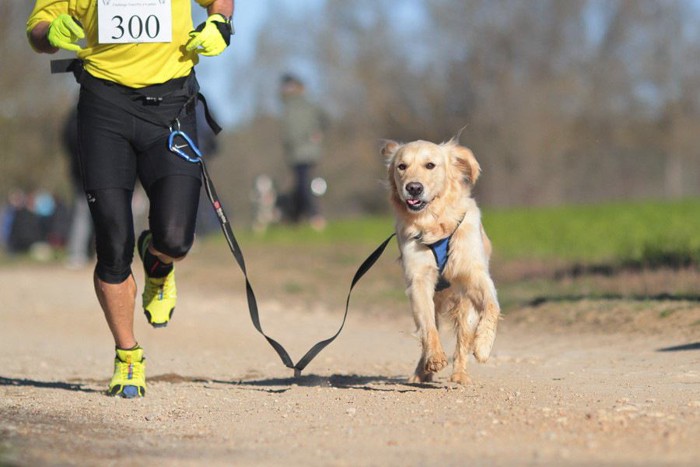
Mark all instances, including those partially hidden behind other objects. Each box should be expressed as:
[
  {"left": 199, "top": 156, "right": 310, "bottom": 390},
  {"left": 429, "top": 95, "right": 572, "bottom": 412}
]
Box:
[
  {"left": 293, "top": 231, "right": 396, "bottom": 372},
  {"left": 172, "top": 132, "right": 397, "bottom": 375},
  {"left": 199, "top": 159, "right": 297, "bottom": 369}
]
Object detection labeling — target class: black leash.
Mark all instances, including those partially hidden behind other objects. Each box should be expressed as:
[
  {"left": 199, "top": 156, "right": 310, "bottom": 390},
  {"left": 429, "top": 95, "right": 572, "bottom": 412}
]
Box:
[
  {"left": 168, "top": 123, "right": 397, "bottom": 375},
  {"left": 197, "top": 154, "right": 396, "bottom": 375}
]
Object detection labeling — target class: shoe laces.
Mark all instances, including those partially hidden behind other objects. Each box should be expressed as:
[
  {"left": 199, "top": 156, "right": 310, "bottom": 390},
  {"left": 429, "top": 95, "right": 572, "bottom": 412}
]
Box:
[
  {"left": 117, "top": 355, "right": 144, "bottom": 381},
  {"left": 146, "top": 272, "right": 175, "bottom": 300},
  {"left": 160, "top": 272, "right": 176, "bottom": 299}
]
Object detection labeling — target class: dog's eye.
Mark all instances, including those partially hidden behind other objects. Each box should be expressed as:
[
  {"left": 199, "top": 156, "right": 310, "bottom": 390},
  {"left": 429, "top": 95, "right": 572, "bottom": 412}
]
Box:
[
  {"left": 397, "top": 163, "right": 407, "bottom": 171},
  {"left": 425, "top": 162, "right": 436, "bottom": 170}
]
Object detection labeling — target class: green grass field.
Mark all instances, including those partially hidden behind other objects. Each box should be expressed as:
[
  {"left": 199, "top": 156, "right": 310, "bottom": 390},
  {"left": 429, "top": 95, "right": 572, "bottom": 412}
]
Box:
[
  {"left": 483, "top": 199, "right": 700, "bottom": 266},
  {"left": 238, "top": 199, "right": 700, "bottom": 267},
  {"left": 2, "top": 199, "right": 698, "bottom": 270}
]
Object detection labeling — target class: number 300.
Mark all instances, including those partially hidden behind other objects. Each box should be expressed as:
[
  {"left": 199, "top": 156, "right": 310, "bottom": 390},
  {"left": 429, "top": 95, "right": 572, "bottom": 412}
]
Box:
[{"left": 111, "top": 15, "right": 160, "bottom": 40}]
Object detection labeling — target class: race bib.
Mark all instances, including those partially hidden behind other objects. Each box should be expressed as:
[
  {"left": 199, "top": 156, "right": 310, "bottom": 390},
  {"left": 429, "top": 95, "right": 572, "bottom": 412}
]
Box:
[{"left": 97, "top": 0, "right": 172, "bottom": 44}]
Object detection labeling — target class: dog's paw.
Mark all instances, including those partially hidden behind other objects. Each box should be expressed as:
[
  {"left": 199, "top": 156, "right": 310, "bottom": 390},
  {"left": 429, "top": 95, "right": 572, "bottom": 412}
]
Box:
[
  {"left": 424, "top": 351, "right": 448, "bottom": 373},
  {"left": 473, "top": 329, "right": 496, "bottom": 363},
  {"left": 408, "top": 372, "right": 434, "bottom": 384},
  {"left": 473, "top": 311, "right": 498, "bottom": 363},
  {"left": 449, "top": 372, "right": 472, "bottom": 386}
]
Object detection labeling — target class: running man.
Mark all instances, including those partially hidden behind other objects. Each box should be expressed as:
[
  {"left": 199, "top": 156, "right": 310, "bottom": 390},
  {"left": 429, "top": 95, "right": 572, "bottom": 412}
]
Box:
[{"left": 27, "top": 0, "right": 234, "bottom": 398}]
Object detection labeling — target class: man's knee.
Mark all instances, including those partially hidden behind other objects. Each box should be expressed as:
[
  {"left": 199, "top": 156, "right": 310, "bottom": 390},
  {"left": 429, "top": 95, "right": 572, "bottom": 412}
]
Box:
[
  {"left": 94, "top": 234, "right": 134, "bottom": 283},
  {"left": 95, "top": 262, "right": 132, "bottom": 284},
  {"left": 152, "top": 232, "right": 193, "bottom": 260}
]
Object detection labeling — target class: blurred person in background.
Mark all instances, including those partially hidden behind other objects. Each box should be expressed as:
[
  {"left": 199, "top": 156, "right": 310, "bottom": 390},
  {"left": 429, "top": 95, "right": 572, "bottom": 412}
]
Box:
[
  {"left": 1, "top": 190, "right": 39, "bottom": 254},
  {"left": 27, "top": 0, "right": 234, "bottom": 398},
  {"left": 62, "top": 106, "right": 93, "bottom": 269},
  {"left": 2, "top": 189, "right": 68, "bottom": 258},
  {"left": 279, "top": 73, "right": 328, "bottom": 231},
  {"left": 34, "top": 189, "right": 69, "bottom": 258}
]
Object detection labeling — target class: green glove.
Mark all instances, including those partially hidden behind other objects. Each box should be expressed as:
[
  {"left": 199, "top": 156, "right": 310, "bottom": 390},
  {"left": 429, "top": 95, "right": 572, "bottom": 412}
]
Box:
[
  {"left": 47, "top": 14, "right": 85, "bottom": 52},
  {"left": 186, "top": 14, "right": 232, "bottom": 57}
]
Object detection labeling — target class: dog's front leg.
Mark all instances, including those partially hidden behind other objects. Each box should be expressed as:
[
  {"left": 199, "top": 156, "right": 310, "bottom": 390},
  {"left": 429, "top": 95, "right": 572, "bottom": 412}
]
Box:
[
  {"left": 407, "top": 277, "right": 447, "bottom": 383},
  {"left": 449, "top": 298, "right": 477, "bottom": 385},
  {"left": 470, "top": 273, "right": 500, "bottom": 363}
]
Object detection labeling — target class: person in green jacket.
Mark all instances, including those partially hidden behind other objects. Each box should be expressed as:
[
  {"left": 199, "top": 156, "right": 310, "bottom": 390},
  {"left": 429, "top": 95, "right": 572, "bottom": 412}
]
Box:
[{"left": 280, "top": 73, "right": 327, "bottom": 231}]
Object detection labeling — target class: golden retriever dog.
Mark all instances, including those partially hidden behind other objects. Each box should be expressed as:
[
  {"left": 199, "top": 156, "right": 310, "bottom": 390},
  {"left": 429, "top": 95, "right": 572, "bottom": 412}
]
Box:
[{"left": 381, "top": 138, "right": 500, "bottom": 385}]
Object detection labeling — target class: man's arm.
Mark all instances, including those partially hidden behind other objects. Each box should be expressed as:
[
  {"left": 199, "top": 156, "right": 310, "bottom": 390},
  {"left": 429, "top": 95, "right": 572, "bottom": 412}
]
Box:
[
  {"left": 187, "top": 0, "right": 234, "bottom": 56},
  {"left": 29, "top": 21, "right": 59, "bottom": 54},
  {"left": 207, "top": 0, "right": 234, "bottom": 19}
]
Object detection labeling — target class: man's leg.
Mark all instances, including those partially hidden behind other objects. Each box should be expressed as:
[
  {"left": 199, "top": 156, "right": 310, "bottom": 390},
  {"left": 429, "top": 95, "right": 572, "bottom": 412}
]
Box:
[
  {"left": 146, "top": 175, "right": 201, "bottom": 260},
  {"left": 87, "top": 187, "right": 146, "bottom": 397},
  {"left": 77, "top": 82, "right": 148, "bottom": 397},
  {"left": 138, "top": 175, "right": 201, "bottom": 327},
  {"left": 93, "top": 273, "right": 137, "bottom": 350},
  {"left": 295, "top": 163, "right": 325, "bottom": 230},
  {"left": 292, "top": 164, "right": 311, "bottom": 222},
  {"left": 88, "top": 188, "right": 137, "bottom": 342}
]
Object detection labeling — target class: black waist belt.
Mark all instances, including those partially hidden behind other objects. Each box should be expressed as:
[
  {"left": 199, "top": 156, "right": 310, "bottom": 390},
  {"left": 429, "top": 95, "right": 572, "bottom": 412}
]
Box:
[{"left": 51, "top": 58, "right": 221, "bottom": 134}]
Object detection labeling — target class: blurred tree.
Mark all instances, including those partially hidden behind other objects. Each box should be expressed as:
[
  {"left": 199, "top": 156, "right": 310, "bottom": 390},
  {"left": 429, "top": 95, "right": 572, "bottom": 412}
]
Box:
[
  {"left": 7, "top": 0, "right": 700, "bottom": 218},
  {"left": 0, "top": 2, "right": 74, "bottom": 199}
]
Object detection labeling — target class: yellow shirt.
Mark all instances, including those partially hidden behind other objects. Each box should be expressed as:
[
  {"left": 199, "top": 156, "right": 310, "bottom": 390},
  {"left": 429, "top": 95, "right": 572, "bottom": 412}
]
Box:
[{"left": 27, "top": 0, "right": 215, "bottom": 88}]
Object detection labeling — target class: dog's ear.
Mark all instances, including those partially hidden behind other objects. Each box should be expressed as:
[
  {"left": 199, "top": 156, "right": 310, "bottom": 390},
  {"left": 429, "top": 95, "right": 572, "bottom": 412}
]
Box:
[
  {"left": 449, "top": 143, "right": 481, "bottom": 185},
  {"left": 380, "top": 139, "right": 400, "bottom": 160}
]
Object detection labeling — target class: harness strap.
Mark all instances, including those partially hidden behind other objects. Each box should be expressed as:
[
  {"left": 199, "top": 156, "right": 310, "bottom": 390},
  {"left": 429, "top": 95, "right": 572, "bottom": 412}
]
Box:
[
  {"left": 51, "top": 59, "right": 221, "bottom": 135},
  {"left": 196, "top": 93, "right": 222, "bottom": 134},
  {"left": 416, "top": 216, "right": 465, "bottom": 292},
  {"left": 427, "top": 237, "right": 451, "bottom": 292},
  {"left": 428, "top": 237, "right": 450, "bottom": 272}
]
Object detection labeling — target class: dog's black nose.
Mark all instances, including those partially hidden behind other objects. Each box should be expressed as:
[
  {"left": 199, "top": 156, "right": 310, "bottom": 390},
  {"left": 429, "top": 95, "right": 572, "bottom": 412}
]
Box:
[{"left": 406, "top": 182, "right": 423, "bottom": 197}]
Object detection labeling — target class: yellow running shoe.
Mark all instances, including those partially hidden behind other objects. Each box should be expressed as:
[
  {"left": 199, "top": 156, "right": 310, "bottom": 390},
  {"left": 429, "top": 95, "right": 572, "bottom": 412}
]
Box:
[
  {"left": 108, "top": 347, "right": 146, "bottom": 398},
  {"left": 142, "top": 268, "right": 177, "bottom": 327},
  {"left": 138, "top": 230, "right": 177, "bottom": 328}
]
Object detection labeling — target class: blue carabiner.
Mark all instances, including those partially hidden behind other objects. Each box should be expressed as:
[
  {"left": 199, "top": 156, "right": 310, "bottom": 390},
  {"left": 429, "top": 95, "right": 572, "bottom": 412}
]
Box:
[{"left": 168, "top": 129, "right": 203, "bottom": 163}]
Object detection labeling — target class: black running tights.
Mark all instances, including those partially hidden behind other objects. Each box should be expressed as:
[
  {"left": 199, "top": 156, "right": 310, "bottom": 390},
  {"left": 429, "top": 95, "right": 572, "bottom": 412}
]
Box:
[{"left": 88, "top": 175, "right": 201, "bottom": 284}]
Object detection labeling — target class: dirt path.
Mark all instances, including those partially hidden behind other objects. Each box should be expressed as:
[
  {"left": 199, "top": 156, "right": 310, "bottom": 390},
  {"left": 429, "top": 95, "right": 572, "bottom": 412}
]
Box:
[{"left": 1, "top": 263, "right": 699, "bottom": 466}]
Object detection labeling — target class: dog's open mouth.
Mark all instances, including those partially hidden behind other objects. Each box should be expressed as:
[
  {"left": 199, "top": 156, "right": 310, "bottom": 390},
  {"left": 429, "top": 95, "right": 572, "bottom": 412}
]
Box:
[{"left": 405, "top": 198, "right": 427, "bottom": 212}]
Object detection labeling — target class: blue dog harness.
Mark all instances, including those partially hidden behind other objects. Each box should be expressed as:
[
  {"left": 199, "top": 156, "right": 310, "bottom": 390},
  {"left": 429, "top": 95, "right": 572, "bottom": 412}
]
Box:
[
  {"left": 417, "top": 216, "right": 465, "bottom": 292},
  {"left": 427, "top": 236, "right": 452, "bottom": 292}
]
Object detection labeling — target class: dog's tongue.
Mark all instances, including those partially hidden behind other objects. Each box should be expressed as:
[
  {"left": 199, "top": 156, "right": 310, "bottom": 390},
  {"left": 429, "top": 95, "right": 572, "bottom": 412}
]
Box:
[{"left": 407, "top": 199, "right": 421, "bottom": 206}]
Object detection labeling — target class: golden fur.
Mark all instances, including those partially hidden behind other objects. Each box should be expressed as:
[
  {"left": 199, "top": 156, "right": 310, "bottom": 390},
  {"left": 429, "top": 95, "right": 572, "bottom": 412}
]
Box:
[{"left": 382, "top": 138, "right": 500, "bottom": 385}]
